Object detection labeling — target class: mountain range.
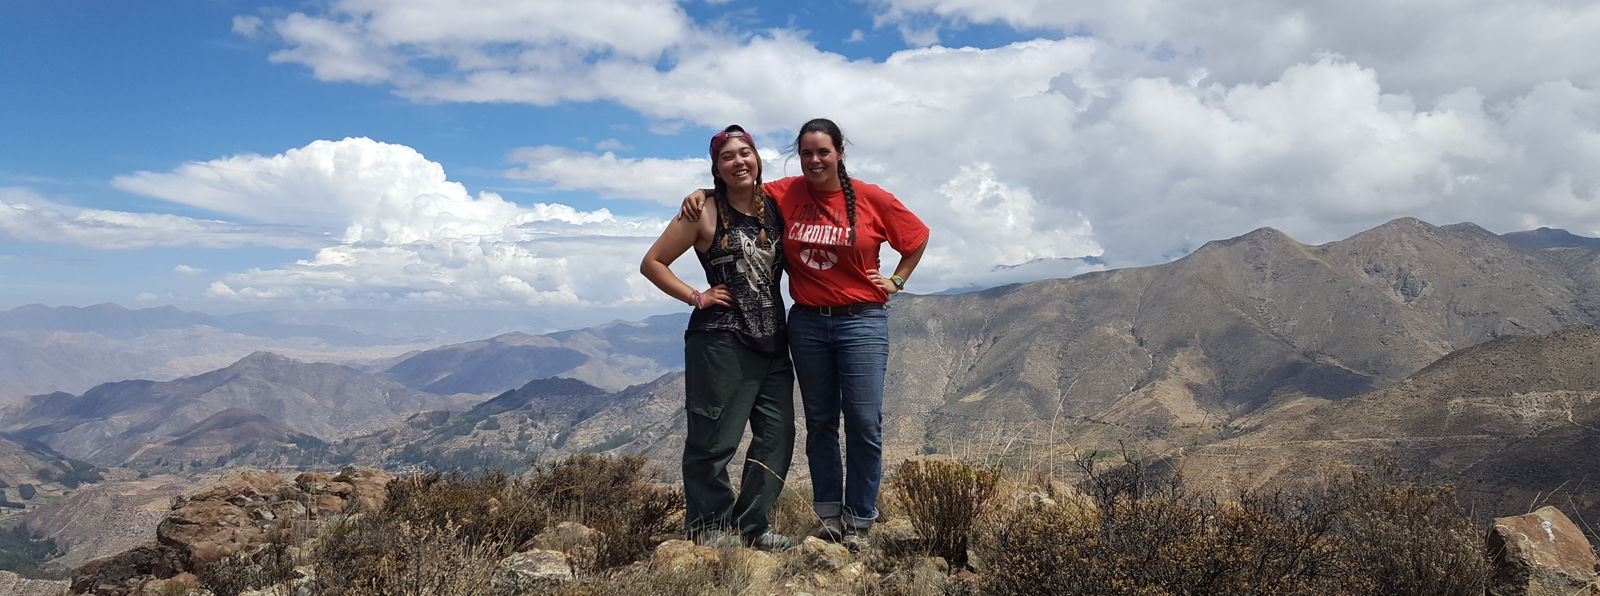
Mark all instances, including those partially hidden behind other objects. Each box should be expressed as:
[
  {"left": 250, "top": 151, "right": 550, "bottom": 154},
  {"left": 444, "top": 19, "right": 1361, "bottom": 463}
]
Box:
[
  {"left": 5, "top": 217, "right": 1599, "bottom": 568},
  {"left": 0, "top": 304, "right": 569, "bottom": 403},
  {"left": 373, "top": 313, "right": 686, "bottom": 393},
  {"left": 0, "top": 352, "right": 480, "bottom": 468},
  {"left": 171, "top": 218, "right": 1600, "bottom": 489}
]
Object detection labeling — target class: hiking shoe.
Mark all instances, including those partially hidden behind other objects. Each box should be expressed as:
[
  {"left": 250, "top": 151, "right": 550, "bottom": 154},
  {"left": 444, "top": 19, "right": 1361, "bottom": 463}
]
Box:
[
  {"left": 692, "top": 529, "right": 743, "bottom": 548},
  {"left": 810, "top": 517, "right": 845, "bottom": 542},
  {"left": 747, "top": 530, "right": 795, "bottom": 552},
  {"left": 840, "top": 525, "right": 870, "bottom": 552}
]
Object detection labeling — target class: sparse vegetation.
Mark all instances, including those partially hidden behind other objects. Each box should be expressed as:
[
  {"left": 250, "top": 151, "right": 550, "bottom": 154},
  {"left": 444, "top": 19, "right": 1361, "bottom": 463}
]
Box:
[
  {"left": 981, "top": 451, "right": 1493, "bottom": 595},
  {"left": 0, "top": 523, "right": 65, "bottom": 579},
  {"left": 891, "top": 457, "right": 999, "bottom": 568},
  {"left": 172, "top": 449, "right": 1501, "bottom": 596}
]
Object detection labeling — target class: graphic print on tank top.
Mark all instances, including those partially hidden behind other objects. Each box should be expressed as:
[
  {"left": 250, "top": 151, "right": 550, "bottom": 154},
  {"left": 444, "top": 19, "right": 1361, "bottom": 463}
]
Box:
[{"left": 687, "top": 196, "right": 786, "bottom": 356}]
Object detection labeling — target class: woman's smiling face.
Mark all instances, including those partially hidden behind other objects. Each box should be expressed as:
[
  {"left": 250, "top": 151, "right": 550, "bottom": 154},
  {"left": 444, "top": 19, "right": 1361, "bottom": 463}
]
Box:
[
  {"left": 714, "top": 136, "right": 760, "bottom": 189},
  {"left": 797, "top": 131, "right": 841, "bottom": 190}
]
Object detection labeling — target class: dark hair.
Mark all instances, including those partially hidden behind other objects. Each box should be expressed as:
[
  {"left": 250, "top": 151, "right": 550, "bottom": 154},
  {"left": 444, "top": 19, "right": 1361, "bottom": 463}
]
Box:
[
  {"left": 792, "top": 118, "right": 856, "bottom": 244},
  {"left": 710, "top": 125, "right": 769, "bottom": 250}
]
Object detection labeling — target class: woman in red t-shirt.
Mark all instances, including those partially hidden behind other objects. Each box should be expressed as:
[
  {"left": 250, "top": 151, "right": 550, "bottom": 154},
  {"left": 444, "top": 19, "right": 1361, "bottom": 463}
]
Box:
[{"left": 683, "top": 118, "right": 929, "bottom": 549}]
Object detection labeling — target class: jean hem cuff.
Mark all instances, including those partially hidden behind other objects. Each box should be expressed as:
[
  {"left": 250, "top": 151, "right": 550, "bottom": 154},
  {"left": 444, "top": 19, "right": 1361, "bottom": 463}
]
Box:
[{"left": 812, "top": 501, "right": 843, "bottom": 519}]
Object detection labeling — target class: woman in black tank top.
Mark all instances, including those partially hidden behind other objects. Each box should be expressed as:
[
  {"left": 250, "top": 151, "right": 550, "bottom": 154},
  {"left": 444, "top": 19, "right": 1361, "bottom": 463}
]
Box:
[{"left": 639, "top": 125, "right": 795, "bottom": 551}]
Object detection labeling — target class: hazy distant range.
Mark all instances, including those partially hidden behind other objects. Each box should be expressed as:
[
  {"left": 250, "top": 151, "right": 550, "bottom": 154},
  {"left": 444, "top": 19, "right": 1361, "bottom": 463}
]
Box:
[{"left": 0, "top": 303, "right": 676, "bottom": 403}]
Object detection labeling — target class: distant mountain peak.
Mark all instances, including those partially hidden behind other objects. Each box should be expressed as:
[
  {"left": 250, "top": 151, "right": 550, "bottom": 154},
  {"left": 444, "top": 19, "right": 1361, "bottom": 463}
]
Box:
[
  {"left": 1195, "top": 225, "right": 1300, "bottom": 252},
  {"left": 232, "top": 351, "right": 297, "bottom": 366},
  {"left": 1501, "top": 227, "right": 1600, "bottom": 251}
]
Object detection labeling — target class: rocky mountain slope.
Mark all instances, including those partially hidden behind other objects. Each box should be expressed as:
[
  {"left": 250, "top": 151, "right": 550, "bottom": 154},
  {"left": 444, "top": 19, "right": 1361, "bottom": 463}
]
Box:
[
  {"left": 1182, "top": 324, "right": 1600, "bottom": 522},
  {"left": 20, "top": 474, "right": 196, "bottom": 570},
  {"left": 318, "top": 376, "right": 687, "bottom": 474},
  {"left": 297, "top": 219, "right": 1600, "bottom": 482},
  {"left": 0, "top": 433, "right": 103, "bottom": 517},
  {"left": 871, "top": 218, "right": 1597, "bottom": 463},
  {"left": 1, "top": 352, "right": 481, "bottom": 467}
]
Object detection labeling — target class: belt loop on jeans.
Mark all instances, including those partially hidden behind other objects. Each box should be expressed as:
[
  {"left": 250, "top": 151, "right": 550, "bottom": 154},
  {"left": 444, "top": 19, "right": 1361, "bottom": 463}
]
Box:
[{"left": 796, "top": 302, "right": 886, "bottom": 317}]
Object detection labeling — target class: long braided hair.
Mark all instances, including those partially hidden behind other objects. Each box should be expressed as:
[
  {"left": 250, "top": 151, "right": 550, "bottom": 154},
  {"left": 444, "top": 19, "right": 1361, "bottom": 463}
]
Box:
[
  {"left": 709, "top": 125, "right": 770, "bottom": 250},
  {"left": 793, "top": 118, "right": 857, "bottom": 245}
]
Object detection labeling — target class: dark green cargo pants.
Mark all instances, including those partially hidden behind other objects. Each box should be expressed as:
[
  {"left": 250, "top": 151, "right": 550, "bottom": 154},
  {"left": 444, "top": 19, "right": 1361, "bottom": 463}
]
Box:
[{"left": 683, "top": 331, "right": 795, "bottom": 541}]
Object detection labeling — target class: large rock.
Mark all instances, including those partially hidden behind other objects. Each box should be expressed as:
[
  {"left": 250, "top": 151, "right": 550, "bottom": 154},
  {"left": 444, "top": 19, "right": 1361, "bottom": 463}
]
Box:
[
  {"left": 526, "top": 521, "right": 602, "bottom": 569},
  {"left": 1488, "top": 506, "right": 1600, "bottom": 595},
  {"left": 650, "top": 539, "right": 721, "bottom": 569},
  {"left": 493, "top": 549, "right": 575, "bottom": 594},
  {"left": 793, "top": 536, "right": 851, "bottom": 572},
  {"left": 69, "top": 544, "right": 187, "bottom": 595},
  {"left": 78, "top": 466, "right": 397, "bottom": 592}
]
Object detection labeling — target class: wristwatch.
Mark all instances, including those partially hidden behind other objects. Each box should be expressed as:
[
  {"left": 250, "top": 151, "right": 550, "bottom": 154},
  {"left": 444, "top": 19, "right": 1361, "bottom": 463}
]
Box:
[{"left": 890, "top": 275, "right": 906, "bottom": 291}]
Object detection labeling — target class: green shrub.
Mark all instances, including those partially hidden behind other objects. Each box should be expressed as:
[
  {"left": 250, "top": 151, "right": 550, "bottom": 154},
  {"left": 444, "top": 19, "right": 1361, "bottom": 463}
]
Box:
[
  {"left": 891, "top": 458, "right": 998, "bottom": 568},
  {"left": 0, "top": 523, "right": 65, "bottom": 579}
]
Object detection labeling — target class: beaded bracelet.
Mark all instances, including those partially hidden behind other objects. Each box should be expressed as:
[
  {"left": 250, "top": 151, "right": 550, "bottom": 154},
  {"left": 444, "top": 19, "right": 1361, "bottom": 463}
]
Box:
[{"left": 691, "top": 289, "right": 703, "bottom": 308}]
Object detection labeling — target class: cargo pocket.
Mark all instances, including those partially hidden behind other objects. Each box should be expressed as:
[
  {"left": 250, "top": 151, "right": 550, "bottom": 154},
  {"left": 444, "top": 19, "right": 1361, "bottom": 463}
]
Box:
[{"left": 687, "top": 395, "right": 724, "bottom": 420}]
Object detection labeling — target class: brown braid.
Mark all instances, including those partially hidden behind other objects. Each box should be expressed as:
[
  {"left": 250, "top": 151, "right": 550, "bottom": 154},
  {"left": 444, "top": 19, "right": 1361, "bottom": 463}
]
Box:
[
  {"left": 709, "top": 125, "right": 768, "bottom": 251},
  {"left": 837, "top": 160, "right": 857, "bottom": 245}
]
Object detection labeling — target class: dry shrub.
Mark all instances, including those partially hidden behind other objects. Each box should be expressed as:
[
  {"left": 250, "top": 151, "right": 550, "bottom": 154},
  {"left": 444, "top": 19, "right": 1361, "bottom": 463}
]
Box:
[
  {"left": 1335, "top": 475, "right": 1492, "bottom": 595},
  {"left": 891, "top": 458, "right": 999, "bottom": 568},
  {"left": 194, "top": 540, "right": 296, "bottom": 596},
  {"left": 312, "top": 515, "right": 506, "bottom": 596},
  {"left": 981, "top": 451, "right": 1492, "bottom": 595},
  {"left": 384, "top": 469, "right": 549, "bottom": 548},
  {"left": 196, "top": 454, "right": 684, "bottom": 595},
  {"left": 527, "top": 454, "right": 685, "bottom": 569}
]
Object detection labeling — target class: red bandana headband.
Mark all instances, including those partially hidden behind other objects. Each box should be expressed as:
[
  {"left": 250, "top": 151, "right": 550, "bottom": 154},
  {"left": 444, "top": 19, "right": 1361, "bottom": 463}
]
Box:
[{"left": 709, "top": 129, "right": 755, "bottom": 157}]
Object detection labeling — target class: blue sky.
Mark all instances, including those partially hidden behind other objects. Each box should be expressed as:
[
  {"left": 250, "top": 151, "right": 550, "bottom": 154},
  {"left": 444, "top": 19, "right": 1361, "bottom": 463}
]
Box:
[{"left": 3, "top": 0, "right": 1598, "bottom": 323}]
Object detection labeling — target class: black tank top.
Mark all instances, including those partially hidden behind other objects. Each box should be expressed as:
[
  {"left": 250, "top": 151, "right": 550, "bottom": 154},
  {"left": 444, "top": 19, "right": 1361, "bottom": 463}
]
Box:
[{"left": 686, "top": 192, "right": 786, "bottom": 356}]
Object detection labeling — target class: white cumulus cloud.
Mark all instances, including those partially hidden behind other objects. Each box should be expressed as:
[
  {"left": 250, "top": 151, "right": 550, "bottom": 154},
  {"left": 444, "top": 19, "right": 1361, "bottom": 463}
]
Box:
[
  {"left": 114, "top": 138, "right": 677, "bottom": 308},
  {"left": 230, "top": 2, "right": 1600, "bottom": 293}
]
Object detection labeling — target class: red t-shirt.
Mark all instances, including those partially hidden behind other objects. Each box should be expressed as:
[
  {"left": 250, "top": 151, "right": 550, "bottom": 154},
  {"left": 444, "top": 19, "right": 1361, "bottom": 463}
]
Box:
[{"left": 765, "top": 176, "right": 929, "bottom": 306}]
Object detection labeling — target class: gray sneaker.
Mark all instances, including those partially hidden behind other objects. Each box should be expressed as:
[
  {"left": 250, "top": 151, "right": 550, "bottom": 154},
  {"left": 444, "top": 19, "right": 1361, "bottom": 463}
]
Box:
[
  {"left": 693, "top": 529, "right": 743, "bottom": 548},
  {"left": 810, "top": 517, "right": 845, "bottom": 542},
  {"left": 840, "top": 525, "right": 870, "bottom": 552},
  {"left": 747, "top": 530, "right": 795, "bottom": 552}
]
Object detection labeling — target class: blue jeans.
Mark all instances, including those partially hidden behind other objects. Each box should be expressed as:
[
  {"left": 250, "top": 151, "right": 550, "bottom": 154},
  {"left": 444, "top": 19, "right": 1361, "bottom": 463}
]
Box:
[{"left": 787, "top": 306, "right": 889, "bottom": 529}]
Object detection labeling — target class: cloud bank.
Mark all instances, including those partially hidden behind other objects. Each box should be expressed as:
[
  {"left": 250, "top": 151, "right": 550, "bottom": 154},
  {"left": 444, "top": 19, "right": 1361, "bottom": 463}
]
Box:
[
  {"left": 112, "top": 138, "right": 670, "bottom": 307},
  {"left": 23, "top": 1, "right": 1592, "bottom": 312}
]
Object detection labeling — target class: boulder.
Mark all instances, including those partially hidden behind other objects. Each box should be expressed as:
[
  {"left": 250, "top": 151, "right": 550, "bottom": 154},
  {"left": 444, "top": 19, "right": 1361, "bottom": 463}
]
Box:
[
  {"left": 793, "top": 536, "right": 851, "bottom": 572},
  {"left": 651, "top": 539, "right": 721, "bottom": 569},
  {"left": 332, "top": 467, "right": 394, "bottom": 512},
  {"left": 1488, "top": 506, "right": 1600, "bottom": 595},
  {"left": 69, "top": 544, "right": 188, "bottom": 595},
  {"left": 527, "top": 521, "right": 603, "bottom": 569},
  {"left": 493, "top": 549, "right": 575, "bottom": 594},
  {"left": 157, "top": 499, "right": 269, "bottom": 565}
]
